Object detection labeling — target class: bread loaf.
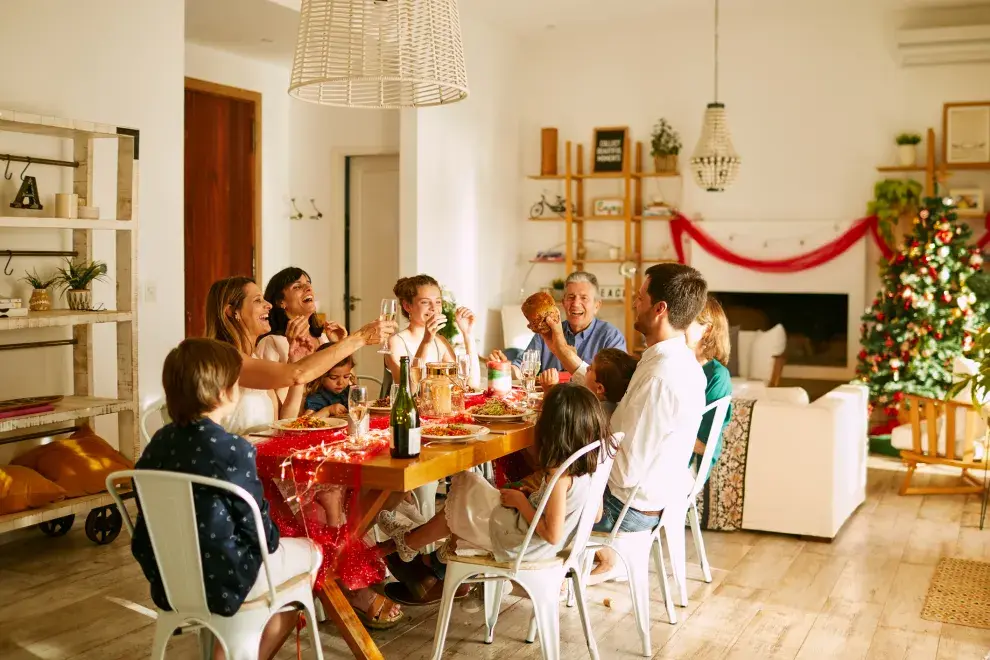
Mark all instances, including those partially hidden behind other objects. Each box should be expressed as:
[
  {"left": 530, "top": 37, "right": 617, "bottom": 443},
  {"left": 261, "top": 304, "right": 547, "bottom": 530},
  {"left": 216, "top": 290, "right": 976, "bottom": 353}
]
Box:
[{"left": 521, "top": 292, "right": 560, "bottom": 334}]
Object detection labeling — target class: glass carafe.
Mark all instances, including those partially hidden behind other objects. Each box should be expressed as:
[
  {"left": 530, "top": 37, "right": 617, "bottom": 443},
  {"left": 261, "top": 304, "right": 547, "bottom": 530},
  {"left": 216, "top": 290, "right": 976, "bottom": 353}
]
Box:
[{"left": 416, "top": 362, "right": 466, "bottom": 418}]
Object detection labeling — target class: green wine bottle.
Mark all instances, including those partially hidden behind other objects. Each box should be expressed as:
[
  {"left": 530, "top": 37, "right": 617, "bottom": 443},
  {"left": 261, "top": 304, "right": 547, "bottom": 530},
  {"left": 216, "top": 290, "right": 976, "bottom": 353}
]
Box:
[{"left": 390, "top": 356, "right": 421, "bottom": 458}]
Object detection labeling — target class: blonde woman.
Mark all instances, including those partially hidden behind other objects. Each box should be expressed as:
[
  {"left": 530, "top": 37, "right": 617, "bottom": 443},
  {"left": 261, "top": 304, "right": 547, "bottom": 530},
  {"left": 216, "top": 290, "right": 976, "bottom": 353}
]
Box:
[{"left": 684, "top": 295, "right": 733, "bottom": 478}]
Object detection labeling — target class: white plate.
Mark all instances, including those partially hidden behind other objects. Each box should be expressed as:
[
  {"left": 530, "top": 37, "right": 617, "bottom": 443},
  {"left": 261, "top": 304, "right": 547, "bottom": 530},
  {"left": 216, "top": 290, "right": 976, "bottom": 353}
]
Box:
[
  {"left": 271, "top": 417, "right": 348, "bottom": 432},
  {"left": 421, "top": 423, "right": 490, "bottom": 442},
  {"left": 470, "top": 412, "right": 532, "bottom": 422}
]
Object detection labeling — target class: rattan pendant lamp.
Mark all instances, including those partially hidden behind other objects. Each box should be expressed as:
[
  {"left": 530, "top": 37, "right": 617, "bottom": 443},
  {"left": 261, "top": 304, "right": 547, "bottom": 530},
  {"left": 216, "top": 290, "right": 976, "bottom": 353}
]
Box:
[
  {"left": 690, "top": 0, "right": 740, "bottom": 192},
  {"left": 288, "top": 0, "right": 469, "bottom": 108}
]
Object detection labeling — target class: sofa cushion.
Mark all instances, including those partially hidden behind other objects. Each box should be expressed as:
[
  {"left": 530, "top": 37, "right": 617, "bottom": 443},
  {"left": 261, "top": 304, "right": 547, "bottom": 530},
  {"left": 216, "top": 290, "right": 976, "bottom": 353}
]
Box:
[
  {"left": 0, "top": 465, "right": 67, "bottom": 514},
  {"left": 748, "top": 324, "right": 786, "bottom": 383}
]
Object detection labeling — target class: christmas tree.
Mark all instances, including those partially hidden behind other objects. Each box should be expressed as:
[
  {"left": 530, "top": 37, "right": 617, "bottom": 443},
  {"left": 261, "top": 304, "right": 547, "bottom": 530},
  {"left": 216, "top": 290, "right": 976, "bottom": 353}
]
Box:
[{"left": 857, "top": 196, "right": 988, "bottom": 418}]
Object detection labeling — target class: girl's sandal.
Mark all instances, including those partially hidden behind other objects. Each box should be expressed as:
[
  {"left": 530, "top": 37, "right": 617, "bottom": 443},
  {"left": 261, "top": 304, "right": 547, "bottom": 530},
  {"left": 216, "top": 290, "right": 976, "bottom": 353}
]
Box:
[
  {"left": 377, "top": 510, "right": 417, "bottom": 562},
  {"left": 354, "top": 593, "right": 404, "bottom": 631}
]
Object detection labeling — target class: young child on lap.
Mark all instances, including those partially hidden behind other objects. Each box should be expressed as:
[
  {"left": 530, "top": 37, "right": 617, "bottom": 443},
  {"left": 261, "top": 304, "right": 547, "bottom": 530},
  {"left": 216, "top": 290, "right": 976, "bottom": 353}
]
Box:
[
  {"left": 131, "top": 338, "right": 322, "bottom": 660},
  {"left": 304, "top": 344, "right": 355, "bottom": 417},
  {"left": 377, "top": 383, "right": 616, "bottom": 564}
]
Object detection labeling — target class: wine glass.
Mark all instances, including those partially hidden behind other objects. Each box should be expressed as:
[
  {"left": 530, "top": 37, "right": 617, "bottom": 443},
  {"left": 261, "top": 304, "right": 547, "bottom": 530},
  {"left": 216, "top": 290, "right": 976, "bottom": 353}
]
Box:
[
  {"left": 410, "top": 357, "right": 427, "bottom": 395},
  {"left": 377, "top": 299, "right": 397, "bottom": 354},
  {"left": 348, "top": 386, "right": 368, "bottom": 437},
  {"left": 456, "top": 353, "right": 472, "bottom": 390},
  {"left": 521, "top": 350, "right": 540, "bottom": 407}
]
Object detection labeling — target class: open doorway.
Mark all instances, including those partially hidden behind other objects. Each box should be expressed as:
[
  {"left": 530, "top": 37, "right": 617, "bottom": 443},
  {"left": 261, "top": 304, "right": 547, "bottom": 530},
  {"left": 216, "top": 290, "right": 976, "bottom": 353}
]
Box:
[
  {"left": 345, "top": 154, "right": 400, "bottom": 376},
  {"left": 183, "top": 77, "right": 261, "bottom": 337}
]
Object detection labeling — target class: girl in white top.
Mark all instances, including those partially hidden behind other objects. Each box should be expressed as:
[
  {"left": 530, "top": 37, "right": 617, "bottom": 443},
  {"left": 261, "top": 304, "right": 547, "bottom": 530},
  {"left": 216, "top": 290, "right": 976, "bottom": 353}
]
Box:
[
  {"left": 377, "top": 384, "right": 617, "bottom": 563},
  {"left": 385, "top": 275, "right": 481, "bottom": 390},
  {"left": 256, "top": 267, "right": 347, "bottom": 418}
]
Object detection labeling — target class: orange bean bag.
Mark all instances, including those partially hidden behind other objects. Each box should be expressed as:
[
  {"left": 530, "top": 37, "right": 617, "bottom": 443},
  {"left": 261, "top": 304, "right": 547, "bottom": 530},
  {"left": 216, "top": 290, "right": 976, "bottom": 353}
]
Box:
[
  {"left": 12, "top": 427, "right": 133, "bottom": 498},
  {"left": 0, "top": 465, "right": 67, "bottom": 514}
]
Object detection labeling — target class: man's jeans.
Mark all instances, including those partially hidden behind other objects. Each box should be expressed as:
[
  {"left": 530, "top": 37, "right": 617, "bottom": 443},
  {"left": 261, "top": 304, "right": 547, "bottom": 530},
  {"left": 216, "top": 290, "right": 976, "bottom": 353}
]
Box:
[{"left": 592, "top": 488, "right": 660, "bottom": 533}]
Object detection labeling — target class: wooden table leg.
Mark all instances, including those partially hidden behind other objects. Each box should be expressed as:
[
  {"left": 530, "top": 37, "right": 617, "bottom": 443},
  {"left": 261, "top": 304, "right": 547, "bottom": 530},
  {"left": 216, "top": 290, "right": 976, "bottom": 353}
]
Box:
[
  {"left": 319, "top": 581, "right": 384, "bottom": 660},
  {"left": 318, "top": 489, "right": 393, "bottom": 659}
]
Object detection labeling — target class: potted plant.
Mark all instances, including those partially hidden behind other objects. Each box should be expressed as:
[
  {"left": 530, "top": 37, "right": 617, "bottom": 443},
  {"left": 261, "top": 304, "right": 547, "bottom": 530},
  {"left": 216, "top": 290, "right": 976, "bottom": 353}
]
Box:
[
  {"left": 866, "top": 179, "right": 922, "bottom": 248},
  {"left": 20, "top": 269, "right": 57, "bottom": 311},
  {"left": 55, "top": 259, "right": 108, "bottom": 310},
  {"left": 438, "top": 286, "right": 460, "bottom": 343},
  {"left": 550, "top": 277, "right": 566, "bottom": 302},
  {"left": 650, "top": 118, "right": 682, "bottom": 173},
  {"left": 896, "top": 133, "right": 922, "bottom": 167}
]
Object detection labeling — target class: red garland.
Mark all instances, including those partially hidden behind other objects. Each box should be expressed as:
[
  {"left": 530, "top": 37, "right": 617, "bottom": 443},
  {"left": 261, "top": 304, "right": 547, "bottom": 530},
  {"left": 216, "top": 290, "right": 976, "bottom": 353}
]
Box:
[{"left": 669, "top": 212, "right": 990, "bottom": 273}]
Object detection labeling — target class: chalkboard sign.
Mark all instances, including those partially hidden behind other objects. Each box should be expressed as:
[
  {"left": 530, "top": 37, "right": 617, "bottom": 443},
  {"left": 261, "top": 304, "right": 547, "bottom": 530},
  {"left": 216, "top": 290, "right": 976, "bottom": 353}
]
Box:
[{"left": 593, "top": 126, "right": 628, "bottom": 173}]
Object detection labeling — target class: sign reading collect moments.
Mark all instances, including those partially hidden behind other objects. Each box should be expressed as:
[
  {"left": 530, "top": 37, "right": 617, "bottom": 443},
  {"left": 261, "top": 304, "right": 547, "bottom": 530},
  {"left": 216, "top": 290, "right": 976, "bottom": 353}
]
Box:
[{"left": 593, "top": 126, "right": 628, "bottom": 173}]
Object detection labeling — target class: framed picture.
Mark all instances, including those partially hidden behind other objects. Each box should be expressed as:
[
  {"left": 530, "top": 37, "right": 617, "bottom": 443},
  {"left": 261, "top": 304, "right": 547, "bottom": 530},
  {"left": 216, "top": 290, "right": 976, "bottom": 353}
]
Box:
[
  {"left": 592, "top": 126, "right": 629, "bottom": 173},
  {"left": 949, "top": 188, "right": 984, "bottom": 216},
  {"left": 592, "top": 197, "right": 625, "bottom": 217},
  {"left": 943, "top": 102, "right": 990, "bottom": 165}
]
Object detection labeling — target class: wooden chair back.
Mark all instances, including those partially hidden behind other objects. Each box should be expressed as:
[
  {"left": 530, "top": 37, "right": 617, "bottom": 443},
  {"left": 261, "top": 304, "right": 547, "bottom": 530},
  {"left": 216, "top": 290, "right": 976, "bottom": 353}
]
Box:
[{"left": 899, "top": 394, "right": 986, "bottom": 496}]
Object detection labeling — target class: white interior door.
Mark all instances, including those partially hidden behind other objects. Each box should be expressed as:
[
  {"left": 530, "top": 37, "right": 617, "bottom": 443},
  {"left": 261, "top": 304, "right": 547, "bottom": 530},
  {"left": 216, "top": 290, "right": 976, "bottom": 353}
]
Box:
[{"left": 348, "top": 154, "right": 400, "bottom": 383}]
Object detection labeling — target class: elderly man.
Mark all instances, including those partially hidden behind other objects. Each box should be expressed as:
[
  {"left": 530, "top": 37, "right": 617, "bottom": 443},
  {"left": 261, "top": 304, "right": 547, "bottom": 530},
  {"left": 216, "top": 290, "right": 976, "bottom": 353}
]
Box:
[{"left": 490, "top": 271, "right": 626, "bottom": 374}]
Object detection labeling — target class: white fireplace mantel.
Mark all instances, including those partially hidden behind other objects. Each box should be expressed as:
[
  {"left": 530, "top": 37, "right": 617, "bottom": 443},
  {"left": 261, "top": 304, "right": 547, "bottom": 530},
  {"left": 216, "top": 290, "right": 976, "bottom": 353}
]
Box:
[{"left": 685, "top": 220, "right": 866, "bottom": 381}]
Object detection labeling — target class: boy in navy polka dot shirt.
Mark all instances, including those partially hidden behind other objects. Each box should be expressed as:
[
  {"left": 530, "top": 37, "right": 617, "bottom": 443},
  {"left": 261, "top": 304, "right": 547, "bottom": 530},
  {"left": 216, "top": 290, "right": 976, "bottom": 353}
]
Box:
[{"left": 131, "top": 338, "right": 321, "bottom": 659}]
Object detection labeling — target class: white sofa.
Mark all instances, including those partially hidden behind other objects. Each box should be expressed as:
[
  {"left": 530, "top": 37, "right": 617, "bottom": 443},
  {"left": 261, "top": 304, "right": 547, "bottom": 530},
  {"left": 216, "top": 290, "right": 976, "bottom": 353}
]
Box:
[{"left": 736, "top": 382, "right": 869, "bottom": 539}]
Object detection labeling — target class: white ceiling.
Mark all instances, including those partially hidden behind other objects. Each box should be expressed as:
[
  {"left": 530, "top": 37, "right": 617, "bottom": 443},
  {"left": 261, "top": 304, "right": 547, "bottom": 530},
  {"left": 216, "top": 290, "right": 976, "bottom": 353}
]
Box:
[
  {"left": 185, "top": 0, "right": 299, "bottom": 64},
  {"left": 184, "top": 0, "right": 990, "bottom": 64}
]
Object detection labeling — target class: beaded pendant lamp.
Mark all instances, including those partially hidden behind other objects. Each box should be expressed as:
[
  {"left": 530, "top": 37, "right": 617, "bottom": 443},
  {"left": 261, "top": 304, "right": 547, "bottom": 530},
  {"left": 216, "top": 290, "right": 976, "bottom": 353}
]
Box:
[
  {"left": 690, "top": 0, "right": 740, "bottom": 192},
  {"left": 288, "top": 0, "right": 469, "bottom": 109}
]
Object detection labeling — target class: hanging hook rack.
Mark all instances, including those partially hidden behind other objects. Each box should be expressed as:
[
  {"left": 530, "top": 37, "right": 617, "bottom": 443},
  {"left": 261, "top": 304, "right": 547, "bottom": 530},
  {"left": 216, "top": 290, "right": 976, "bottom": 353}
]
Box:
[
  {"left": 289, "top": 198, "right": 304, "bottom": 221},
  {"left": 3, "top": 158, "right": 11, "bottom": 180},
  {"left": 20, "top": 158, "right": 31, "bottom": 180},
  {"left": 0, "top": 153, "right": 79, "bottom": 169},
  {"left": 309, "top": 198, "right": 323, "bottom": 221},
  {"left": 2, "top": 249, "right": 79, "bottom": 277}
]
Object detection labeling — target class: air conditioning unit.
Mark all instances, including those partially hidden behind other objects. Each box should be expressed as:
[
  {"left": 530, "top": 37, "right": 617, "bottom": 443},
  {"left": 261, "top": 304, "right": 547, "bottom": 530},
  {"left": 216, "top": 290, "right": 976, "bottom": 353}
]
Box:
[{"left": 897, "top": 24, "right": 990, "bottom": 66}]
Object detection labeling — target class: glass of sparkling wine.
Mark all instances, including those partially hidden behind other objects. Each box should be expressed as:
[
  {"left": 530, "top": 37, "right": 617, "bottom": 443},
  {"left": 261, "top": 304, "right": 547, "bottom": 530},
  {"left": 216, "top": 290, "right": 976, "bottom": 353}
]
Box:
[
  {"left": 521, "top": 350, "right": 539, "bottom": 403},
  {"left": 348, "top": 386, "right": 368, "bottom": 438},
  {"left": 456, "top": 353, "right": 472, "bottom": 389},
  {"left": 378, "top": 298, "right": 397, "bottom": 354}
]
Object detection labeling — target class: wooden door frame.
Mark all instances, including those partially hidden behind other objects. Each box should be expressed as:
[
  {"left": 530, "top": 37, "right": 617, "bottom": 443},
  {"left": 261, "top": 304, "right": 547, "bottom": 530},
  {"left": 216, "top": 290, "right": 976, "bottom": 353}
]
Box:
[
  {"left": 333, "top": 148, "right": 399, "bottom": 325},
  {"left": 184, "top": 76, "right": 263, "bottom": 280}
]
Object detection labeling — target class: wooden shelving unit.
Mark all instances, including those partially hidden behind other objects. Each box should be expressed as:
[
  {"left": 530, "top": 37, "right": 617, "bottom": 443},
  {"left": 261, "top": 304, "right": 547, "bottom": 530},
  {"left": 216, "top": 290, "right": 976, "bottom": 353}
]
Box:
[
  {"left": 526, "top": 134, "right": 681, "bottom": 347},
  {"left": 0, "top": 109, "right": 139, "bottom": 537},
  {"left": 875, "top": 126, "right": 990, "bottom": 196}
]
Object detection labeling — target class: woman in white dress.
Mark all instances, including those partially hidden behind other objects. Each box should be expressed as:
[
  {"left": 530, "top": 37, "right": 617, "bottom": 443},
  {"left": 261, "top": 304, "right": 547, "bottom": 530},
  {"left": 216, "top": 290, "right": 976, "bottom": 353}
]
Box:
[
  {"left": 204, "top": 276, "right": 394, "bottom": 435},
  {"left": 385, "top": 274, "right": 480, "bottom": 389},
  {"left": 256, "top": 267, "right": 347, "bottom": 418}
]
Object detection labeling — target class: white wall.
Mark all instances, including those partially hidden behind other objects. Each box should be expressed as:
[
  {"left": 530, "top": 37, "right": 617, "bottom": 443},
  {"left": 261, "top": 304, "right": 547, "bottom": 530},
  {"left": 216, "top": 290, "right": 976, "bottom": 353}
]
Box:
[
  {"left": 185, "top": 42, "right": 292, "bottom": 285},
  {"left": 514, "top": 1, "right": 990, "bottom": 314},
  {"left": 406, "top": 15, "right": 522, "bottom": 353},
  {"left": 288, "top": 101, "right": 399, "bottom": 324},
  {"left": 0, "top": 0, "right": 184, "bottom": 452}
]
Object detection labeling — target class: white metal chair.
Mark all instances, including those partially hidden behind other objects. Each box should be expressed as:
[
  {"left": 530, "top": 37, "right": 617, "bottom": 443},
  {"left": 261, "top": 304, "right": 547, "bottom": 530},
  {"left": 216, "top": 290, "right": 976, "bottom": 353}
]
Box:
[
  {"left": 356, "top": 374, "right": 382, "bottom": 388},
  {"left": 140, "top": 397, "right": 169, "bottom": 446},
  {"left": 106, "top": 470, "right": 324, "bottom": 660},
  {"left": 580, "top": 397, "right": 731, "bottom": 656},
  {"left": 674, "top": 396, "right": 732, "bottom": 598},
  {"left": 431, "top": 433, "right": 622, "bottom": 660}
]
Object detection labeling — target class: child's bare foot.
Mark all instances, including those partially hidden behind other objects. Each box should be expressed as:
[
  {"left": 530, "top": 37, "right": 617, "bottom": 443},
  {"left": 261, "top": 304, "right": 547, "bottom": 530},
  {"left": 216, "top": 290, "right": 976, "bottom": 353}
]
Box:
[{"left": 590, "top": 548, "right": 615, "bottom": 576}]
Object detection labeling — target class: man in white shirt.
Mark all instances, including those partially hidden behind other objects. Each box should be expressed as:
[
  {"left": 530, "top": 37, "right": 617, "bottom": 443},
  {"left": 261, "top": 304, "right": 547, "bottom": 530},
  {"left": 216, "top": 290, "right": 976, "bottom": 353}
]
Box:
[{"left": 534, "top": 263, "right": 708, "bottom": 538}]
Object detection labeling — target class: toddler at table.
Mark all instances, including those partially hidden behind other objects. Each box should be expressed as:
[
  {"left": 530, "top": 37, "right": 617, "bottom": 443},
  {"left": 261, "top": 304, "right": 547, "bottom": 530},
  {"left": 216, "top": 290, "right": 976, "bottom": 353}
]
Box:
[
  {"left": 376, "top": 383, "right": 616, "bottom": 564},
  {"left": 131, "top": 338, "right": 322, "bottom": 660},
  {"left": 303, "top": 343, "right": 354, "bottom": 417}
]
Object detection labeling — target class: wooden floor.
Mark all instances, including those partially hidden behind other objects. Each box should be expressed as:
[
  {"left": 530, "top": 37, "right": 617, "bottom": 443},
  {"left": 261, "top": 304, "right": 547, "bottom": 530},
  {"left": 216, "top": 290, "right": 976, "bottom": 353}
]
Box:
[{"left": 2, "top": 457, "right": 990, "bottom": 659}]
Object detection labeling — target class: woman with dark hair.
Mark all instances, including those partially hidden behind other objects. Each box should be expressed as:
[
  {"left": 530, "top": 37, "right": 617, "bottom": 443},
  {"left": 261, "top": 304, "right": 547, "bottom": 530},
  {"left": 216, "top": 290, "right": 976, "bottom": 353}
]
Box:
[
  {"left": 204, "top": 276, "right": 392, "bottom": 434},
  {"left": 257, "top": 267, "right": 348, "bottom": 417}
]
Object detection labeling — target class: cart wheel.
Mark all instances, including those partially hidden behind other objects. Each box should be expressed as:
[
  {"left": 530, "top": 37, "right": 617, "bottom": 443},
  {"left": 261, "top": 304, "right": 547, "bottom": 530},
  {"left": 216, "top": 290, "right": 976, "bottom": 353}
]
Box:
[
  {"left": 39, "top": 515, "right": 75, "bottom": 537},
  {"left": 85, "top": 506, "right": 122, "bottom": 545},
  {"left": 530, "top": 202, "right": 544, "bottom": 218}
]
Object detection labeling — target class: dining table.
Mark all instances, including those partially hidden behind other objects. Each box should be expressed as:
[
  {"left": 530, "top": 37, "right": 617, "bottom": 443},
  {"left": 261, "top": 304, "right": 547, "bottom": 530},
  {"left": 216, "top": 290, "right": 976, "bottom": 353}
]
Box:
[{"left": 251, "top": 415, "right": 535, "bottom": 660}]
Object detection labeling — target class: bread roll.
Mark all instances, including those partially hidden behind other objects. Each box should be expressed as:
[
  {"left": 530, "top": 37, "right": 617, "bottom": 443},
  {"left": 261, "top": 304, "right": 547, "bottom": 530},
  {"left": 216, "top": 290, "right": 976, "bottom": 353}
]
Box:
[{"left": 521, "top": 292, "right": 560, "bottom": 334}]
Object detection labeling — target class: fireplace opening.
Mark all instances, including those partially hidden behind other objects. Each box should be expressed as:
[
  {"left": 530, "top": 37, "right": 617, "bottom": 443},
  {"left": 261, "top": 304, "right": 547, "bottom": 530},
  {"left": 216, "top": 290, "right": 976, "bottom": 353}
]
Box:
[{"left": 712, "top": 291, "right": 849, "bottom": 368}]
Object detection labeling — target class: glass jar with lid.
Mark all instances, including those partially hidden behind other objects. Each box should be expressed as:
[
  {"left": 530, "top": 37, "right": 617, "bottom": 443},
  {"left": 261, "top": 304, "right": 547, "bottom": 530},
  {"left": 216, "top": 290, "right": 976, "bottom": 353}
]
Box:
[{"left": 416, "top": 362, "right": 466, "bottom": 417}]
